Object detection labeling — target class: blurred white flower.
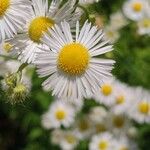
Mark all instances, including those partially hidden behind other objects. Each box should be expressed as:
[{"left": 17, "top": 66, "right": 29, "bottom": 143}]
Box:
[
  {"left": 94, "top": 78, "right": 115, "bottom": 107},
  {"left": 42, "top": 100, "right": 75, "bottom": 129},
  {"left": 127, "top": 87, "right": 150, "bottom": 123},
  {"left": 123, "top": 0, "right": 150, "bottom": 21},
  {"left": 110, "top": 11, "right": 128, "bottom": 30},
  {"left": 59, "top": 131, "right": 79, "bottom": 150},
  {"left": 137, "top": 18, "right": 150, "bottom": 35},
  {"left": 89, "top": 132, "right": 115, "bottom": 150},
  {"left": 104, "top": 26, "right": 120, "bottom": 44}
]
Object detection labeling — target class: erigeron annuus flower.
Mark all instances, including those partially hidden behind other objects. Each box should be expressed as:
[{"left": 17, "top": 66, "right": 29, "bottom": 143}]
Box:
[
  {"left": 9, "top": 0, "right": 80, "bottom": 63},
  {"left": 0, "top": 0, "right": 31, "bottom": 42},
  {"left": 36, "top": 21, "right": 115, "bottom": 99},
  {"left": 111, "top": 81, "right": 133, "bottom": 114},
  {"left": 41, "top": 100, "right": 75, "bottom": 129},
  {"left": 137, "top": 18, "right": 150, "bottom": 36},
  {"left": 94, "top": 79, "right": 115, "bottom": 106},
  {"left": 59, "top": 131, "right": 79, "bottom": 150},
  {"left": 89, "top": 132, "right": 115, "bottom": 150},
  {"left": 123, "top": 0, "right": 150, "bottom": 21}
]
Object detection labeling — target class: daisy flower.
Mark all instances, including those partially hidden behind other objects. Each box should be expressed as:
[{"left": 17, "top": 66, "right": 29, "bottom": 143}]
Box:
[
  {"left": 123, "top": 0, "right": 150, "bottom": 21},
  {"left": 110, "top": 11, "right": 128, "bottom": 30},
  {"left": 59, "top": 131, "right": 79, "bottom": 150},
  {"left": 94, "top": 78, "right": 115, "bottom": 107},
  {"left": 137, "top": 18, "right": 150, "bottom": 36},
  {"left": 111, "top": 81, "right": 133, "bottom": 114},
  {"left": 41, "top": 100, "right": 75, "bottom": 129},
  {"left": 89, "top": 132, "right": 115, "bottom": 150},
  {"left": 9, "top": 0, "right": 80, "bottom": 63},
  {"left": 0, "top": 0, "right": 31, "bottom": 42},
  {"left": 128, "top": 87, "right": 150, "bottom": 123},
  {"left": 73, "top": 115, "right": 94, "bottom": 140},
  {"left": 35, "top": 21, "right": 115, "bottom": 99}
]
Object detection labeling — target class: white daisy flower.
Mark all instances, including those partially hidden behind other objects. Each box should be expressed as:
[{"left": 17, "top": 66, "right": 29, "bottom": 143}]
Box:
[
  {"left": 94, "top": 78, "right": 115, "bottom": 107},
  {"left": 51, "top": 129, "right": 64, "bottom": 145},
  {"left": 89, "top": 106, "right": 108, "bottom": 123},
  {"left": 36, "top": 21, "right": 115, "bottom": 99},
  {"left": 107, "top": 113, "right": 131, "bottom": 136},
  {"left": 73, "top": 115, "right": 94, "bottom": 140},
  {"left": 114, "top": 136, "right": 130, "bottom": 150},
  {"left": 111, "top": 81, "right": 133, "bottom": 114},
  {"left": 128, "top": 87, "right": 150, "bottom": 123},
  {"left": 41, "top": 100, "right": 75, "bottom": 129},
  {"left": 137, "top": 18, "right": 150, "bottom": 36},
  {"left": 9, "top": 0, "right": 80, "bottom": 63},
  {"left": 89, "top": 132, "right": 115, "bottom": 150},
  {"left": 110, "top": 11, "right": 128, "bottom": 30},
  {"left": 123, "top": 0, "right": 150, "bottom": 21},
  {"left": 59, "top": 131, "right": 79, "bottom": 150},
  {"left": 0, "top": 0, "right": 31, "bottom": 42},
  {"left": 104, "top": 26, "right": 120, "bottom": 44}
]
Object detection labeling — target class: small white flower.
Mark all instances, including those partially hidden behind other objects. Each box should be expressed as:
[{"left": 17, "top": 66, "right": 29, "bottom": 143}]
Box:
[
  {"left": 104, "top": 26, "right": 120, "bottom": 44},
  {"left": 123, "top": 0, "right": 150, "bottom": 21},
  {"left": 110, "top": 11, "right": 128, "bottom": 30},
  {"left": 42, "top": 100, "right": 75, "bottom": 129},
  {"left": 89, "top": 132, "right": 115, "bottom": 150},
  {"left": 59, "top": 131, "right": 79, "bottom": 150},
  {"left": 35, "top": 21, "right": 115, "bottom": 99},
  {"left": 73, "top": 115, "right": 94, "bottom": 140},
  {"left": 9, "top": 0, "right": 80, "bottom": 63},
  {"left": 137, "top": 18, "right": 150, "bottom": 35},
  {"left": 94, "top": 78, "right": 115, "bottom": 107},
  {"left": 0, "top": 0, "right": 31, "bottom": 42},
  {"left": 127, "top": 87, "right": 150, "bottom": 123},
  {"left": 111, "top": 81, "right": 133, "bottom": 114},
  {"left": 89, "top": 106, "right": 108, "bottom": 123}
]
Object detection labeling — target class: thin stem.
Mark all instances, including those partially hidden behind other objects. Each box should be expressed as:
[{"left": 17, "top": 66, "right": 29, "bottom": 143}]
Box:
[{"left": 17, "top": 63, "right": 28, "bottom": 73}]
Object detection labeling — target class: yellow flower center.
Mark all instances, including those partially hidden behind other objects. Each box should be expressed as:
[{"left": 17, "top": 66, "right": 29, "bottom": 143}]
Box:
[
  {"left": 120, "top": 147, "right": 129, "bottom": 150},
  {"left": 132, "top": 2, "right": 143, "bottom": 12},
  {"left": 0, "top": 0, "right": 10, "bottom": 17},
  {"left": 58, "top": 43, "right": 90, "bottom": 76},
  {"left": 138, "top": 101, "right": 149, "bottom": 114},
  {"left": 55, "top": 109, "right": 66, "bottom": 120},
  {"left": 113, "top": 116, "right": 124, "bottom": 128},
  {"left": 96, "top": 124, "right": 106, "bottom": 133},
  {"left": 28, "top": 17, "right": 55, "bottom": 43},
  {"left": 65, "top": 135, "right": 76, "bottom": 144},
  {"left": 79, "top": 120, "right": 89, "bottom": 131},
  {"left": 116, "top": 95, "right": 125, "bottom": 104},
  {"left": 142, "top": 19, "right": 150, "bottom": 28},
  {"left": 3, "top": 42, "right": 13, "bottom": 53},
  {"left": 101, "top": 84, "right": 112, "bottom": 96},
  {"left": 98, "top": 140, "right": 108, "bottom": 150}
]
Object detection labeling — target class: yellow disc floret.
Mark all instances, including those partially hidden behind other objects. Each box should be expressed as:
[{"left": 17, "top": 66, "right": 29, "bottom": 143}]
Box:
[
  {"left": 3, "top": 42, "right": 13, "bottom": 53},
  {"left": 0, "top": 0, "right": 10, "bottom": 17},
  {"left": 98, "top": 140, "right": 108, "bottom": 150},
  {"left": 116, "top": 95, "right": 125, "bottom": 104},
  {"left": 101, "top": 84, "right": 112, "bottom": 96},
  {"left": 28, "top": 17, "right": 55, "bottom": 43},
  {"left": 58, "top": 43, "right": 90, "bottom": 76},
  {"left": 65, "top": 135, "right": 76, "bottom": 144},
  {"left": 113, "top": 115, "right": 124, "bottom": 128},
  {"left": 138, "top": 101, "right": 149, "bottom": 114},
  {"left": 132, "top": 2, "right": 143, "bottom": 12},
  {"left": 55, "top": 109, "right": 66, "bottom": 120},
  {"left": 142, "top": 19, "right": 150, "bottom": 28}
]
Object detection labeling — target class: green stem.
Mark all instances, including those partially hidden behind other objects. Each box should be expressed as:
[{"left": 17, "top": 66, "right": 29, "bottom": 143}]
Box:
[{"left": 17, "top": 63, "right": 28, "bottom": 73}]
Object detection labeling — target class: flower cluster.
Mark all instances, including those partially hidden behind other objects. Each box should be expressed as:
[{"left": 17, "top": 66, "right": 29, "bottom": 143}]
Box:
[
  {"left": 42, "top": 78, "right": 150, "bottom": 150},
  {"left": 0, "top": 0, "right": 115, "bottom": 102}
]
